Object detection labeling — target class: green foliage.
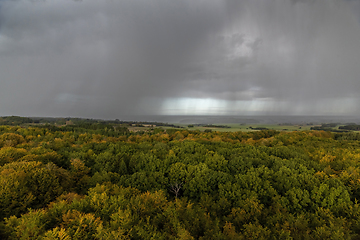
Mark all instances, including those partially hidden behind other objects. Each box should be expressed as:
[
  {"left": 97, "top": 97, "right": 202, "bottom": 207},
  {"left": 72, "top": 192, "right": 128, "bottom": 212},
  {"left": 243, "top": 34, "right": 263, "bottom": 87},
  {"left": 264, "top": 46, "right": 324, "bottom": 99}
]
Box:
[
  {"left": 0, "top": 161, "right": 68, "bottom": 220},
  {"left": 0, "top": 133, "right": 25, "bottom": 148},
  {"left": 2, "top": 125, "right": 360, "bottom": 238}
]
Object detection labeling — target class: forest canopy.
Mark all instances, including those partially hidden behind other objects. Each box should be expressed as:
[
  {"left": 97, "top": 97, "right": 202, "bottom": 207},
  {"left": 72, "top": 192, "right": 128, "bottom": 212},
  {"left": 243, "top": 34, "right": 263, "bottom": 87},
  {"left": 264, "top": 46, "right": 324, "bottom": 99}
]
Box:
[{"left": 0, "top": 120, "right": 360, "bottom": 239}]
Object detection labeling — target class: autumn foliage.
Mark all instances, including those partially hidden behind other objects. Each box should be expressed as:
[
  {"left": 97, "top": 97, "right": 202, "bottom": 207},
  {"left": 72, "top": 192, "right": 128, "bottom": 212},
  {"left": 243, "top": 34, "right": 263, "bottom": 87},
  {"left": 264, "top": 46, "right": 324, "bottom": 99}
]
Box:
[{"left": 1, "top": 125, "right": 360, "bottom": 239}]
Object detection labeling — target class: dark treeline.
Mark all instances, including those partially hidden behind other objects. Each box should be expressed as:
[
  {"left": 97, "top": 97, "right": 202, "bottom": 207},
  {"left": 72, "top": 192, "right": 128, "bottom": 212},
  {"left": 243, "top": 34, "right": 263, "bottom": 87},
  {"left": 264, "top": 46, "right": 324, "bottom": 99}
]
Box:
[
  {"left": 0, "top": 116, "right": 34, "bottom": 125},
  {"left": 310, "top": 123, "right": 360, "bottom": 132},
  {"left": 249, "top": 126, "right": 269, "bottom": 130},
  {"left": 193, "top": 124, "right": 231, "bottom": 128},
  {"left": 1, "top": 124, "right": 360, "bottom": 239},
  {"left": 0, "top": 116, "right": 183, "bottom": 129},
  {"left": 339, "top": 124, "right": 360, "bottom": 131}
]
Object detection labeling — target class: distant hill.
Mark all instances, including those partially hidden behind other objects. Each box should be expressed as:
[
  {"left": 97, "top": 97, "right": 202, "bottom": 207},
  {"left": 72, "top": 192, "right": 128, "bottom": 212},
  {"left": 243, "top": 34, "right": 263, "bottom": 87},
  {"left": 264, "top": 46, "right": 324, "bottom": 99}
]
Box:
[{"left": 0, "top": 116, "right": 34, "bottom": 125}]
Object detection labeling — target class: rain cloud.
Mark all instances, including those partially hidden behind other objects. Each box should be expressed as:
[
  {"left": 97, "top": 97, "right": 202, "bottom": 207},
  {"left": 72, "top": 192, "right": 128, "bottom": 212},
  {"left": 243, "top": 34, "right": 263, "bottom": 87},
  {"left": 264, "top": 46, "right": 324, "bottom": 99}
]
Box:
[{"left": 1, "top": 0, "right": 360, "bottom": 118}]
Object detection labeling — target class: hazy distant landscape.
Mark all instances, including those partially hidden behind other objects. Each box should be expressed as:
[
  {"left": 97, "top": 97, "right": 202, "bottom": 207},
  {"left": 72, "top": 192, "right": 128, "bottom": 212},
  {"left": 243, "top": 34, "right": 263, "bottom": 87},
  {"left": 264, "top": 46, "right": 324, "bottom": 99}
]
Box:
[
  {"left": 121, "top": 115, "right": 360, "bottom": 125},
  {"left": 2, "top": 114, "right": 360, "bottom": 133},
  {"left": 3, "top": 114, "right": 360, "bottom": 126}
]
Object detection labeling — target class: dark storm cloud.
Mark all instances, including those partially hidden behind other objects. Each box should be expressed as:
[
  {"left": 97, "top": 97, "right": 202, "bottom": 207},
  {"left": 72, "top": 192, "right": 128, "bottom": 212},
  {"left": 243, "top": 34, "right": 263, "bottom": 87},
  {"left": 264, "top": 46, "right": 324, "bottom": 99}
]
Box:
[{"left": 0, "top": 0, "right": 360, "bottom": 118}]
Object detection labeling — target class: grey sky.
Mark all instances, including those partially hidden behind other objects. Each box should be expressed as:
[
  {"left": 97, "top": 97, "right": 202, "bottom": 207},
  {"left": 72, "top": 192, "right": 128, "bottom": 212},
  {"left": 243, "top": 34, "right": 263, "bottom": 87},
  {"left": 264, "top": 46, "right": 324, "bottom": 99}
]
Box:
[{"left": 1, "top": 0, "right": 360, "bottom": 118}]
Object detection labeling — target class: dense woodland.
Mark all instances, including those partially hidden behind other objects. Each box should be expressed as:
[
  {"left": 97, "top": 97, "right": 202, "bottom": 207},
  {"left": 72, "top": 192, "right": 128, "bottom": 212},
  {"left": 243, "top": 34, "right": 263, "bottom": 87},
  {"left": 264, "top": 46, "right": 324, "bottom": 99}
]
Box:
[{"left": 1, "top": 118, "right": 360, "bottom": 239}]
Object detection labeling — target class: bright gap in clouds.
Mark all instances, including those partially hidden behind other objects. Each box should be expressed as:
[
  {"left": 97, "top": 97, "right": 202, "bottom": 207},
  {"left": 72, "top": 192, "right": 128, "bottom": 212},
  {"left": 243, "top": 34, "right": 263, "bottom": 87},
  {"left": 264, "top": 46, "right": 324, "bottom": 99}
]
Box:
[
  {"left": 160, "top": 97, "right": 358, "bottom": 116},
  {"left": 160, "top": 98, "right": 278, "bottom": 115}
]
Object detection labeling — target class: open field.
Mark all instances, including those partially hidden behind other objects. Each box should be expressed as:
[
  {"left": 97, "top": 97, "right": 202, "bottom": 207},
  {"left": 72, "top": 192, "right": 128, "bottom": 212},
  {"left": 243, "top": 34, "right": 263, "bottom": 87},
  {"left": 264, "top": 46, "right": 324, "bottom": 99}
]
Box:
[
  {"left": 128, "top": 122, "right": 360, "bottom": 133},
  {"left": 189, "top": 123, "right": 309, "bottom": 132},
  {"left": 123, "top": 115, "right": 360, "bottom": 133},
  {"left": 128, "top": 123, "right": 321, "bottom": 132}
]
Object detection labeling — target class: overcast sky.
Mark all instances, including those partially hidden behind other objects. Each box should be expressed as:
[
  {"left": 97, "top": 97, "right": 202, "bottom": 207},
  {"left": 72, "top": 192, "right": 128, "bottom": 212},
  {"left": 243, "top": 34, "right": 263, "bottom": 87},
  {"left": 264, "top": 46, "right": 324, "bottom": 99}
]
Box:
[{"left": 1, "top": 0, "right": 360, "bottom": 118}]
